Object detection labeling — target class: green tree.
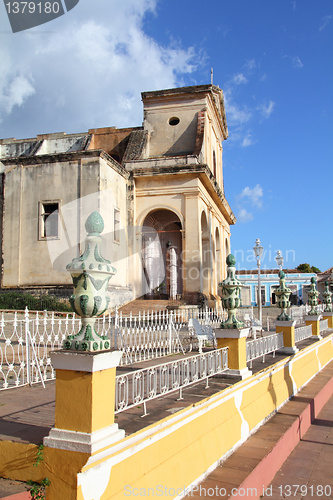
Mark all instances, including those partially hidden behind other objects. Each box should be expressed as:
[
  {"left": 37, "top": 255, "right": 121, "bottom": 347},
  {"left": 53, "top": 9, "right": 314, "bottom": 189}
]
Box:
[{"left": 296, "top": 263, "right": 321, "bottom": 273}]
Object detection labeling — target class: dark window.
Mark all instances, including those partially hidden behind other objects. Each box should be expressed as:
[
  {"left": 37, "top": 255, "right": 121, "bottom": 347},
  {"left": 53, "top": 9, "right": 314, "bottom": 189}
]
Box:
[{"left": 41, "top": 202, "right": 59, "bottom": 238}]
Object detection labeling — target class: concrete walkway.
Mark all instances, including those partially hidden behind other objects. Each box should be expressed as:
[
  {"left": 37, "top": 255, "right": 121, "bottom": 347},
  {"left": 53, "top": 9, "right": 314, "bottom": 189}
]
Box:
[
  {"left": 0, "top": 333, "right": 332, "bottom": 499},
  {"left": 184, "top": 360, "right": 333, "bottom": 500}
]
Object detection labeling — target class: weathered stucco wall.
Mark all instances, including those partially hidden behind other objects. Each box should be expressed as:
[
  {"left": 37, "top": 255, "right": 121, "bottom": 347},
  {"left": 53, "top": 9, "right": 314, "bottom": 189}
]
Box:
[{"left": 1, "top": 155, "right": 130, "bottom": 291}]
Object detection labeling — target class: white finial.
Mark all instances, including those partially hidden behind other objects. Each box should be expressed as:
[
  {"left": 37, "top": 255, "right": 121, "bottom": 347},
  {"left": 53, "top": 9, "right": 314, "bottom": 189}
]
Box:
[{"left": 211, "top": 68, "right": 213, "bottom": 85}]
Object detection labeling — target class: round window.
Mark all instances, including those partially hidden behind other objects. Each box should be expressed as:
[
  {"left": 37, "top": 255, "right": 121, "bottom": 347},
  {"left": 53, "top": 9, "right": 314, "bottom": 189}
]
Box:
[{"left": 169, "top": 117, "right": 180, "bottom": 126}]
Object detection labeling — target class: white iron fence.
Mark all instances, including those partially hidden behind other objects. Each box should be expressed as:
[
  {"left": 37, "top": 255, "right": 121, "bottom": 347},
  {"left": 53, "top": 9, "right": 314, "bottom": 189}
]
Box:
[
  {"left": 246, "top": 332, "right": 284, "bottom": 368},
  {"left": 1, "top": 304, "right": 327, "bottom": 391},
  {"left": 319, "top": 319, "right": 328, "bottom": 332},
  {"left": 294, "top": 325, "right": 313, "bottom": 343},
  {"left": 115, "top": 348, "right": 229, "bottom": 416},
  {"left": 0, "top": 306, "right": 229, "bottom": 390}
]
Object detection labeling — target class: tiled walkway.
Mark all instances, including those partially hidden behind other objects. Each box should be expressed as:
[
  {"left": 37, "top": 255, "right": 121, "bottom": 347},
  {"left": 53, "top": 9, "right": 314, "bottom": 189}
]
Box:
[
  {"left": 184, "top": 360, "right": 333, "bottom": 500},
  {"left": 266, "top": 392, "right": 333, "bottom": 499}
]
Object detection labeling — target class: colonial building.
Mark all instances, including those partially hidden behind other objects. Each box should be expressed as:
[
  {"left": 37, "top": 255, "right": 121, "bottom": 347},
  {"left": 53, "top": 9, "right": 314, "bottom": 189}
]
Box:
[
  {"left": 236, "top": 269, "right": 317, "bottom": 307},
  {"left": 0, "top": 84, "right": 235, "bottom": 308}
]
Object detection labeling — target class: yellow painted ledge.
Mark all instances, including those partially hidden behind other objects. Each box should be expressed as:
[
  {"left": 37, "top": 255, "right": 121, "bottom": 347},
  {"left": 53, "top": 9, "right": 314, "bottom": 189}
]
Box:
[
  {"left": 0, "top": 441, "right": 46, "bottom": 482},
  {"left": 1, "top": 334, "right": 332, "bottom": 500},
  {"left": 76, "top": 334, "right": 333, "bottom": 500}
]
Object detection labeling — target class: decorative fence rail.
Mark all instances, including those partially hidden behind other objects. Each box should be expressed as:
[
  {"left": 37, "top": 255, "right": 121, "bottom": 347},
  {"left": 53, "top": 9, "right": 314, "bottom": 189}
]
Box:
[
  {"left": 0, "top": 306, "right": 228, "bottom": 389},
  {"left": 294, "top": 325, "right": 313, "bottom": 343},
  {"left": 115, "top": 348, "right": 229, "bottom": 416},
  {"left": 319, "top": 319, "right": 328, "bottom": 332},
  {"left": 2, "top": 304, "right": 326, "bottom": 390},
  {"left": 246, "top": 332, "right": 284, "bottom": 368}
]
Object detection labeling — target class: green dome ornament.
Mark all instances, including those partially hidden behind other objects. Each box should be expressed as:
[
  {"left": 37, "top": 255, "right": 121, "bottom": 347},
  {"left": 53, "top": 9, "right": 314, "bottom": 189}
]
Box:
[
  {"left": 308, "top": 276, "right": 319, "bottom": 315},
  {"left": 322, "top": 280, "right": 332, "bottom": 313},
  {"left": 85, "top": 211, "right": 105, "bottom": 235},
  {"left": 219, "top": 254, "right": 244, "bottom": 329},
  {"left": 275, "top": 270, "right": 292, "bottom": 321},
  {"left": 64, "top": 211, "right": 116, "bottom": 352}
]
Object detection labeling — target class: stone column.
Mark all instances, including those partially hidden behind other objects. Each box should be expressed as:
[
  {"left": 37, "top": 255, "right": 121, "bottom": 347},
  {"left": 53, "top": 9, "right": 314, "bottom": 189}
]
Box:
[
  {"left": 183, "top": 194, "right": 201, "bottom": 302},
  {"left": 305, "top": 315, "right": 322, "bottom": 340},
  {"left": 322, "top": 280, "right": 333, "bottom": 328},
  {"left": 276, "top": 321, "right": 298, "bottom": 354},
  {"left": 275, "top": 271, "right": 298, "bottom": 353},
  {"left": 305, "top": 276, "right": 322, "bottom": 339},
  {"left": 215, "top": 328, "right": 251, "bottom": 379},
  {"left": 44, "top": 350, "right": 124, "bottom": 454},
  {"left": 216, "top": 254, "right": 251, "bottom": 380},
  {"left": 43, "top": 212, "right": 124, "bottom": 499}
]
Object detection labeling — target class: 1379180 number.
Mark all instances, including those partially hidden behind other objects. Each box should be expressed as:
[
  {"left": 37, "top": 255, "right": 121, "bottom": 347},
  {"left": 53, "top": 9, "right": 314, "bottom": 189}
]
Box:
[
  {"left": 5, "top": 2, "right": 60, "bottom": 14},
  {"left": 278, "top": 485, "right": 332, "bottom": 497}
]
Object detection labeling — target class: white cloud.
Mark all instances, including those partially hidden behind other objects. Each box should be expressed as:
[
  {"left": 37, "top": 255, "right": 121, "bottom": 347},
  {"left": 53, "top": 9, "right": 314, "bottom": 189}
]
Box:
[
  {"left": 235, "top": 184, "right": 263, "bottom": 223},
  {"left": 244, "top": 59, "right": 256, "bottom": 71},
  {"left": 259, "top": 100, "right": 275, "bottom": 118},
  {"left": 241, "top": 133, "right": 255, "bottom": 147},
  {"left": 238, "top": 184, "right": 263, "bottom": 208},
  {"left": 319, "top": 15, "right": 333, "bottom": 31},
  {"left": 2, "top": 75, "right": 35, "bottom": 116},
  {"left": 223, "top": 60, "right": 274, "bottom": 147},
  {"left": 292, "top": 56, "right": 304, "bottom": 69},
  {"left": 233, "top": 73, "right": 247, "bottom": 85},
  {"left": 284, "top": 55, "right": 303, "bottom": 69},
  {"left": 0, "top": 0, "right": 197, "bottom": 137},
  {"left": 237, "top": 208, "right": 254, "bottom": 223},
  {"left": 224, "top": 90, "right": 252, "bottom": 126}
]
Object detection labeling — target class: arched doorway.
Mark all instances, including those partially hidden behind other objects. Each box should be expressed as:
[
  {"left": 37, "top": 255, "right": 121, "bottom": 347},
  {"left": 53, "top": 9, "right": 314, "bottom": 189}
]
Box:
[{"left": 142, "top": 209, "right": 183, "bottom": 299}]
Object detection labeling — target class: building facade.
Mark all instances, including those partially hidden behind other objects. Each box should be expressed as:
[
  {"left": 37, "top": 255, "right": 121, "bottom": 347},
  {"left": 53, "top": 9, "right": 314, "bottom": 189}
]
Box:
[
  {"left": 0, "top": 85, "right": 235, "bottom": 307},
  {"left": 236, "top": 270, "right": 317, "bottom": 307}
]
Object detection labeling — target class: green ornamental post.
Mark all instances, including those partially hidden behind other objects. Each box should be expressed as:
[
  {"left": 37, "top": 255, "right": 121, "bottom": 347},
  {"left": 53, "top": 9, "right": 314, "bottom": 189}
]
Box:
[
  {"left": 308, "top": 277, "right": 319, "bottom": 316},
  {"left": 64, "top": 211, "right": 116, "bottom": 352},
  {"left": 275, "top": 270, "right": 292, "bottom": 321},
  {"left": 219, "top": 254, "right": 244, "bottom": 329},
  {"left": 322, "top": 280, "right": 332, "bottom": 313}
]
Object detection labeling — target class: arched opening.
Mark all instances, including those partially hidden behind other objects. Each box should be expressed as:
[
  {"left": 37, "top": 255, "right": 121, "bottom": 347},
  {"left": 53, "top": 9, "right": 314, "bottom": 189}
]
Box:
[
  {"left": 142, "top": 209, "right": 182, "bottom": 299},
  {"left": 215, "top": 228, "right": 221, "bottom": 291},
  {"left": 201, "top": 211, "right": 210, "bottom": 295}
]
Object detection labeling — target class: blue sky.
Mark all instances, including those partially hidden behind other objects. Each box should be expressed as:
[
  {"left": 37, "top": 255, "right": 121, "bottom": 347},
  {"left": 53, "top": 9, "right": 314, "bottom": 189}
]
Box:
[{"left": 0, "top": 0, "right": 332, "bottom": 272}]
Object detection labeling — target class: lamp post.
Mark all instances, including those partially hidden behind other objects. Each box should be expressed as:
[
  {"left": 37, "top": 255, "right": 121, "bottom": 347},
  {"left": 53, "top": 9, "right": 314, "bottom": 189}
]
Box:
[
  {"left": 253, "top": 238, "right": 264, "bottom": 326},
  {"left": 275, "top": 250, "right": 283, "bottom": 270}
]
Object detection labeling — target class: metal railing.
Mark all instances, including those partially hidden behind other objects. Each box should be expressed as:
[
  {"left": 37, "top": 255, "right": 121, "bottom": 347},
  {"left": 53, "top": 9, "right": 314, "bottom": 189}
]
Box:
[
  {"left": 294, "top": 325, "right": 313, "bottom": 343},
  {"left": 0, "top": 309, "right": 75, "bottom": 389},
  {"left": 0, "top": 306, "right": 228, "bottom": 389},
  {"left": 246, "top": 332, "right": 284, "bottom": 368},
  {"left": 319, "top": 319, "right": 328, "bottom": 332},
  {"left": 115, "top": 348, "right": 229, "bottom": 416}
]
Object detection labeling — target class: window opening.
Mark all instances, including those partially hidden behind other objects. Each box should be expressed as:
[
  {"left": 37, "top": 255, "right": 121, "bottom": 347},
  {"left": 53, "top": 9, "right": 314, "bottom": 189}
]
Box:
[
  {"left": 114, "top": 208, "right": 120, "bottom": 242},
  {"left": 40, "top": 202, "right": 59, "bottom": 238}
]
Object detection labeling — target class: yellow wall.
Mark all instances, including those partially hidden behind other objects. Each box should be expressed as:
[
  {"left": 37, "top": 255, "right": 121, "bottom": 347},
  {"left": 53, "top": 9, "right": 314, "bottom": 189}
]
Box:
[
  {"left": 55, "top": 368, "right": 116, "bottom": 433},
  {"left": 74, "top": 333, "right": 333, "bottom": 500},
  {"left": 1, "top": 334, "right": 332, "bottom": 499},
  {"left": 0, "top": 441, "right": 46, "bottom": 482}
]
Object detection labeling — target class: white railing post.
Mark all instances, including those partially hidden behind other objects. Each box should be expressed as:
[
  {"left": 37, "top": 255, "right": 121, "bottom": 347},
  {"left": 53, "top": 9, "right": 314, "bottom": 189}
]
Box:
[
  {"left": 24, "top": 307, "right": 31, "bottom": 386},
  {"left": 168, "top": 311, "right": 173, "bottom": 354}
]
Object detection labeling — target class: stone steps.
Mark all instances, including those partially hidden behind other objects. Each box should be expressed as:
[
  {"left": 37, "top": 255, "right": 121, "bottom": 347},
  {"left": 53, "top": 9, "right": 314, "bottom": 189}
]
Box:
[{"left": 118, "top": 298, "right": 185, "bottom": 315}]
